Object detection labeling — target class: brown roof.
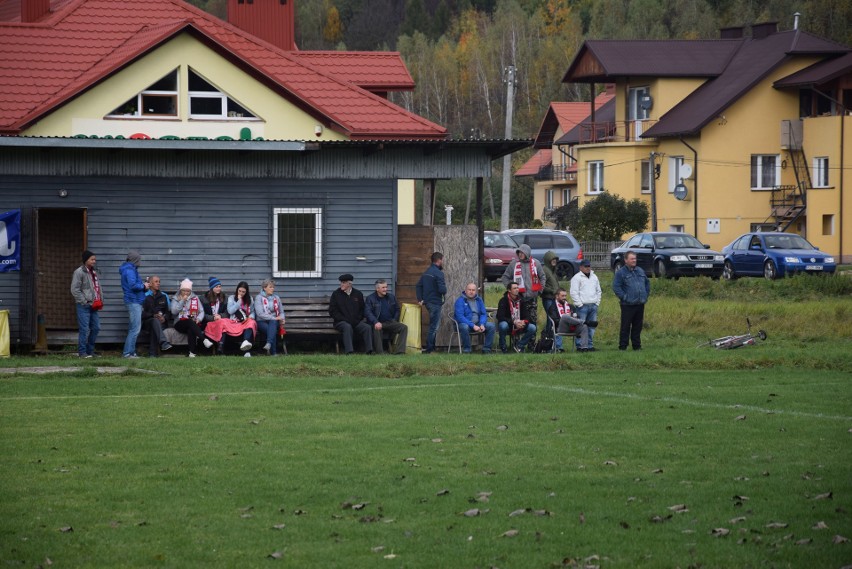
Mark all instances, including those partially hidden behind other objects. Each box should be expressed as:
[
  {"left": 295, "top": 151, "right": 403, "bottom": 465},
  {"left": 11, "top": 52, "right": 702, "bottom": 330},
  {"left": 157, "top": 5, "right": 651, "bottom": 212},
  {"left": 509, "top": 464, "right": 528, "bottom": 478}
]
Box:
[{"left": 774, "top": 52, "right": 852, "bottom": 88}]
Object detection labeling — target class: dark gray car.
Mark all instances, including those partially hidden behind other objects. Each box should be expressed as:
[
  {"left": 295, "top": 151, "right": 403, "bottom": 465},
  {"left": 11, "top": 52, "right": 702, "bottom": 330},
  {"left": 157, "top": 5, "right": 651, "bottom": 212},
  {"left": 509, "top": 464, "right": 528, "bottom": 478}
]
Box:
[{"left": 502, "top": 229, "right": 583, "bottom": 279}]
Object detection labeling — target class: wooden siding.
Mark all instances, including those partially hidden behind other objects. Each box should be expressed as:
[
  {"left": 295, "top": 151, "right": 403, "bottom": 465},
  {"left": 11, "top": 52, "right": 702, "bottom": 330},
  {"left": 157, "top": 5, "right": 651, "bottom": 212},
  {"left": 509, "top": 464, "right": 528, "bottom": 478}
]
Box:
[{"left": 0, "top": 176, "right": 397, "bottom": 344}]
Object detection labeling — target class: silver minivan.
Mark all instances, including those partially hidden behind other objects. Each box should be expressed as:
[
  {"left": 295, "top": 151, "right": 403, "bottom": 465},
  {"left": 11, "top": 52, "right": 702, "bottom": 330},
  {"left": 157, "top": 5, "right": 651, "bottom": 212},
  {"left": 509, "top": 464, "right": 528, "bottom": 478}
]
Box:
[{"left": 502, "top": 229, "right": 584, "bottom": 279}]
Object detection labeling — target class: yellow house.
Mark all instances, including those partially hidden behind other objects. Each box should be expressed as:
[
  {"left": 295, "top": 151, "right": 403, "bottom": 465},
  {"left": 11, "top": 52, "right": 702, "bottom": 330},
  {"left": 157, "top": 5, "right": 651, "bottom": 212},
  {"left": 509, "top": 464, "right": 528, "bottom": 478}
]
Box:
[{"left": 562, "top": 23, "right": 852, "bottom": 262}]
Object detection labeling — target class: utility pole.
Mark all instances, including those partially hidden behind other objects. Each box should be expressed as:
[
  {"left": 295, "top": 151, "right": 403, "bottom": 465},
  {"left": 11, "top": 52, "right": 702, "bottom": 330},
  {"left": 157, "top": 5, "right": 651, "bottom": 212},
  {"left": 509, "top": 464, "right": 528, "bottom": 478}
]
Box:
[
  {"left": 649, "top": 151, "right": 658, "bottom": 231},
  {"left": 500, "top": 65, "right": 516, "bottom": 231}
]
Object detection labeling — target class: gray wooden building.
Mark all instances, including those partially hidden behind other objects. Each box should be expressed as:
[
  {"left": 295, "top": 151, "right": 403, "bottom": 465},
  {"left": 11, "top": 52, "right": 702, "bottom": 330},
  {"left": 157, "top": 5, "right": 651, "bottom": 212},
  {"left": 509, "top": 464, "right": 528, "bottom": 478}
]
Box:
[{"left": 0, "top": 137, "right": 528, "bottom": 348}]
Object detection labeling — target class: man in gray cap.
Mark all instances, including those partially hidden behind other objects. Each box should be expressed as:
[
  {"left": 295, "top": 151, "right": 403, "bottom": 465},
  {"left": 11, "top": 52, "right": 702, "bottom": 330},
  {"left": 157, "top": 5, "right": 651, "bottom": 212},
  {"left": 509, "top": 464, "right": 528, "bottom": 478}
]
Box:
[
  {"left": 570, "top": 259, "right": 602, "bottom": 351},
  {"left": 119, "top": 250, "right": 149, "bottom": 358},
  {"left": 328, "top": 274, "right": 373, "bottom": 354}
]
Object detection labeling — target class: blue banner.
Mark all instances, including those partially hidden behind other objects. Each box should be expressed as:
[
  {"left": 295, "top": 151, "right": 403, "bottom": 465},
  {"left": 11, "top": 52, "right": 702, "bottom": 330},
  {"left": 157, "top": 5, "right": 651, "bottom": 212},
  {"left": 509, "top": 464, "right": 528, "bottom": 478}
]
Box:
[{"left": 0, "top": 210, "right": 21, "bottom": 272}]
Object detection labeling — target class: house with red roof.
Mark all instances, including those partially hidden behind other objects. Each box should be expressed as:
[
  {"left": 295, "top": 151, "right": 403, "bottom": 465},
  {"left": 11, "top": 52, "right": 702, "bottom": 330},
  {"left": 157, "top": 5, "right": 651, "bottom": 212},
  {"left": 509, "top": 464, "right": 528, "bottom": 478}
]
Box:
[
  {"left": 561, "top": 22, "right": 851, "bottom": 262},
  {"left": 515, "top": 88, "right": 614, "bottom": 225},
  {"left": 0, "top": 0, "right": 528, "bottom": 348}
]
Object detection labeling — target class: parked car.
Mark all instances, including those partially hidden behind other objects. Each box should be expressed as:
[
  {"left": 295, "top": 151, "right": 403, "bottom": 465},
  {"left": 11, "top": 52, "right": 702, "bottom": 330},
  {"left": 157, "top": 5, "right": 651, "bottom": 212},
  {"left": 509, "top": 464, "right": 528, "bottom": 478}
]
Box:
[
  {"left": 502, "top": 229, "right": 583, "bottom": 279},
  {"left": 611, "top": 232, "right": 724, "bottom": 278},
  {"left": 483, "top": 231, "right": 520, "bottom": 281},
  {"left": 721, "top": 232, "right": 836, "bottom": 280}
]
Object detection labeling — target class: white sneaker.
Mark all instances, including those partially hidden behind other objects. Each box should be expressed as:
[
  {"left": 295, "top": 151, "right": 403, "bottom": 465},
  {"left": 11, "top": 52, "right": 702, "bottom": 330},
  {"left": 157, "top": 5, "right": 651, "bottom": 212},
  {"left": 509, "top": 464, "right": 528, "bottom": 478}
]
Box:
[
  {"left": 240, "top": 340, "right": 252, "bottom": 351},
  {"left": 244, "top": 352, "right": 252, "bottom": 358},
  {"left": 203, "top": 338, "right": 213, "bottom": 349},
  {"left": 263, "top": 343, "right": 271, "bottom": 354},
  {"left": 188, "top": 352, "right": 197, "bottom": 358}
]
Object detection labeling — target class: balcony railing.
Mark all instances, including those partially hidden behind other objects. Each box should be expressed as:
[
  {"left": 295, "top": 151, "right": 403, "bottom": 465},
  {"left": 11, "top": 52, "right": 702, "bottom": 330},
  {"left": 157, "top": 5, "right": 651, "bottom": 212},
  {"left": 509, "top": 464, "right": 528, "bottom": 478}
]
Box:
[
  {"left": 534, "top": 164, "right": 577, "bottom": 182},
  {"left": 578, "top": 120, "right": 658, "bottom": 144}
]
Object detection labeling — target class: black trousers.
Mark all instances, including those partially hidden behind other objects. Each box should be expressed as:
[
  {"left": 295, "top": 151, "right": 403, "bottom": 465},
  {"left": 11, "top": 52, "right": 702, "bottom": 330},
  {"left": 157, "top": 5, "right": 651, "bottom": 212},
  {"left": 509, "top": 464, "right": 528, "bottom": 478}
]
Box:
[
  {"left": 334, "top": 321, "right": 373, "bottom": 354},
  {"left": 619, "top": 303, "right": 645, "bottom": 350},
  {"left": 142, "top": 318, "right": 165, "bottom": 355}
]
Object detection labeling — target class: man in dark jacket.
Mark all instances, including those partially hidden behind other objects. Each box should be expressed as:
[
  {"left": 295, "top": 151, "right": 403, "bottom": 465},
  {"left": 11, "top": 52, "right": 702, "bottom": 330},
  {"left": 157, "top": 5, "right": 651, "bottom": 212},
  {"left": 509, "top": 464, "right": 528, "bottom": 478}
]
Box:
[
  {"left": 612, "top": 251, "right": 651, "bottom": 350},
  {"left": 329, "top": 274, "right": 373, "bottom": 354},
  {"left": 415, "top": 252, "right": 446, "bottom": 353},
  {"left": 496, "top": 282, "right": 537, "bottom": 353},
  {"left": 141, "top": 275, "right": 172, "bottom": 357},
  {"left": 365, "top": 279, "right": 408, "bottom": 355}
]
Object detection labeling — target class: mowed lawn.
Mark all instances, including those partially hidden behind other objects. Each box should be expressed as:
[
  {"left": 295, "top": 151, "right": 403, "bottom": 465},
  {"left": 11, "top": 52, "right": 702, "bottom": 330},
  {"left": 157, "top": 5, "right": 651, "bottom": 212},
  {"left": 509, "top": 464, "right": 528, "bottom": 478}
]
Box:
[{"left": 1, "top": 354, "right": 850, "bottom": 568}]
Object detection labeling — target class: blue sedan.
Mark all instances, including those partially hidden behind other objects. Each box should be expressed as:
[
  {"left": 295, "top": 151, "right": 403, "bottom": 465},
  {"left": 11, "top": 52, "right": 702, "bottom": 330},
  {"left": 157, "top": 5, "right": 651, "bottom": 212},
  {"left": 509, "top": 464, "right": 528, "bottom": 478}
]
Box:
[{"left": 721, "top": 232, "right": 836, "bottom": 280}]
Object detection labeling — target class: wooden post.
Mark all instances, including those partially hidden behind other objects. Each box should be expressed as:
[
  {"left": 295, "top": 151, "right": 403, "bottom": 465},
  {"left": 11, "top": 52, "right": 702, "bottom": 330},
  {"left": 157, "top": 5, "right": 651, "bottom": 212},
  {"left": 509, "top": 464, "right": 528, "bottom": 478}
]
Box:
[
  {"left": 476, "top": 177, "right": 484, "bottom": 286},
  {"left": 422, "top": 179, "right": 435, "bottom": 226}
]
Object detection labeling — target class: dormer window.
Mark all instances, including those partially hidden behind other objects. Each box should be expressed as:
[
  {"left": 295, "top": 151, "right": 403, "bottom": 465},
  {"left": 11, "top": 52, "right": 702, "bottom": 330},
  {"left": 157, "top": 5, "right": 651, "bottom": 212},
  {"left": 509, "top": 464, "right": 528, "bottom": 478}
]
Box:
[
  {"left": 108, "top": 70, "right": 178, "bottom": 117},
  {"left": 188, "top": 69, "right": 256, "bottom": 120}
]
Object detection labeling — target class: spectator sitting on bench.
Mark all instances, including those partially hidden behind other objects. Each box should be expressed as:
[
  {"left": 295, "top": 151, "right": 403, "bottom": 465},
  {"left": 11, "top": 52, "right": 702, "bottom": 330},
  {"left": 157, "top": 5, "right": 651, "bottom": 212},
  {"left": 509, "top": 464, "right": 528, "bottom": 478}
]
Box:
[
  {"left": 329, "top": 274, "right": 373, "bottom": 355},
  {"left": 171, "top": 279, "right": 205, "bottom": 358},
  {"left": 365, "top": 279, "right": 408, "bottom": 355},
  {"left": 141, "top": 275, "right": 172, "bottom": 357},
  {"left": 201, "top": 276, "right": 256, "bottom": 355},
  {"left": 217, "top": 280, "right": 257, "bottom": 357},
  {"left": 255, "top": 278, "right": 285, "bottom": 356}
]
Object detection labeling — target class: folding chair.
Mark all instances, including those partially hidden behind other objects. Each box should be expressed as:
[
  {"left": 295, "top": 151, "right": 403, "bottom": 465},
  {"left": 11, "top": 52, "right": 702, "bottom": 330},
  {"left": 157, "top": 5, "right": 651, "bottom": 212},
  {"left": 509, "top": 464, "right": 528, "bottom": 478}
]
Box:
[
  {"left": 447, "top": 312, "right": 485, "bottom": 353},
  {"left": 549, "top": 316, "right": 579, "bottom": 353}
]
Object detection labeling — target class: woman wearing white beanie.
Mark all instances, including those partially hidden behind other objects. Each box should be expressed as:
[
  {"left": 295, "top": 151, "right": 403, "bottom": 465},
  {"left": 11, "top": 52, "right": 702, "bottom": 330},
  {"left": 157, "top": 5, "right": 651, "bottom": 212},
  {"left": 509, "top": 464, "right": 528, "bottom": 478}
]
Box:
[{"left": 170, "top": 279, "right": 205, "bottom": 357}]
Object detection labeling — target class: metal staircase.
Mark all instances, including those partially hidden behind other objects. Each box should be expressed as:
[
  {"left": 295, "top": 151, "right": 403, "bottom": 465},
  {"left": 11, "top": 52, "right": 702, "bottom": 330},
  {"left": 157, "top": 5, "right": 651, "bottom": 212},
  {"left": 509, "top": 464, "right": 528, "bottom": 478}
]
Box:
[{"left": 764, "top": 120, "right": 812, "bottom": 231}]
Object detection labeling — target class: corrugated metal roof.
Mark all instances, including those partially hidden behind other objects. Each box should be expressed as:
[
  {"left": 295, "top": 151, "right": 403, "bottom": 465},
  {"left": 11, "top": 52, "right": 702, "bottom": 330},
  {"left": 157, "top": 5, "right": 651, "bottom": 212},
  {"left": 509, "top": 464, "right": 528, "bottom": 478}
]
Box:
[{"left": 774, "top": 52, "right": 852, "bottom": 88}]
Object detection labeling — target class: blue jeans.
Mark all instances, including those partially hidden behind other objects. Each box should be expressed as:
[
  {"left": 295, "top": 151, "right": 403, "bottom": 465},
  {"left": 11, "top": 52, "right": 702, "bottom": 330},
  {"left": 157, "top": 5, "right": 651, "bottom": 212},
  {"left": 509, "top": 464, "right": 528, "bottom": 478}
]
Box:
[
  {"left": 498, "top": 321, "right": 537, "bottom": 351},
  {"left": 76, "top": 304, "right": 100, "bottom": 356},
  {"left": 258, "top": 319, "right": 279, "bottom": 355},
  {"left": 123, "top": 302, "right": 143, "bottom": 356},
  {"left": 459, "top": 321, "right": 496, "bottom": 353},
  {"left": 575, "top": 304, "right": 599, "bottom": 348},
  {"left": 425, "top": 303, "right": 442, "bottom": 352}
]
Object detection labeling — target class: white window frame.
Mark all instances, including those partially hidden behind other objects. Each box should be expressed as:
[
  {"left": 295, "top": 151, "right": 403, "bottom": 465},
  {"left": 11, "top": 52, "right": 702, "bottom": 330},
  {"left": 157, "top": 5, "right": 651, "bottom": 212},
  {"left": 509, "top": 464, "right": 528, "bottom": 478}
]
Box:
[
  {"left": 545, "top": 189, "right": 554, "bottom": 209},
  {"left": 106, "top": 70, "right": 179, "bottom": 119},
  {"left": 587, "top": 161, "right": 604, "bottom": 194},
  {"left": 669, "top": 225, "right": 685, "bottom": 233},
  {"left": 188, "top": 68, "right": 258, "bottom": 120},
  {"left": 561, "top": 188, "right": 569, "bottom": 206},
  {"left": 750, "top": 154, "right": 781, "bottom": 190},
  {"left": 668, "top": 156, "right": 684, "bottom": 193},
  {"left": 640, "top": 160, "right": 651, "bottom": 194},
  {"left": 272, "top": 207, "right": 323, "bottom": 278},
  {"left": 813, "top": 156, "right": 829, "bottom": 188}
]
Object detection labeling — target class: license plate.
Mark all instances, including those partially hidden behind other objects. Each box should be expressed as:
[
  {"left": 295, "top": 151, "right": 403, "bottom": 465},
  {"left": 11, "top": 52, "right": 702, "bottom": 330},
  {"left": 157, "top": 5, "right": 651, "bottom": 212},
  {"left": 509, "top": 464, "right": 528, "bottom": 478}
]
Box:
[
  {"left": 695, "top": 263, "right": 713, "bottom": 269},
  {"left": 805, "top": 265, "right": 823, "bottom": 271}
]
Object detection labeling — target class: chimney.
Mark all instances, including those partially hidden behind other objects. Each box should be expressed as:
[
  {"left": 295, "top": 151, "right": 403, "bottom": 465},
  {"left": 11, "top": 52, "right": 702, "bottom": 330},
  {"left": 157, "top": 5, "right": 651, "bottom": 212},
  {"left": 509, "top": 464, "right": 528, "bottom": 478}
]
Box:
[
  {"left": 751, "top": 21, "right": 778, "bottom": 39},
  {"left": 227, "top": 0, "right": 296, "bottom": 51},
  {"left": 21, "top": 0, "right": 50, "bottom": 22},
  {"left": 720, "top": 26, "right": 744, "bottom": 39},
  {"left": 793, "top": 12, "right": 801, "bottom": 30}
]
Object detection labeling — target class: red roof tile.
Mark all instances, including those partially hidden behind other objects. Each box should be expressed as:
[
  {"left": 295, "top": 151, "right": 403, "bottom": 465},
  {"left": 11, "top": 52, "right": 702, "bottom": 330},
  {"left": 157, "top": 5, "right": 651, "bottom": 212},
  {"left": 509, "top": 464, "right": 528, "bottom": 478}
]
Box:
[
  {"left": 533, "top": 91, "right": 613, "bottom": 149},
  {"left": 0, "top": 0, "right": 447, "bottom": 139},
  {"left": 290, "top": 51, "right": 415, "bottom": 92},
  {"left": 515, "top": 149, "right": 551, "bottom": 176}
]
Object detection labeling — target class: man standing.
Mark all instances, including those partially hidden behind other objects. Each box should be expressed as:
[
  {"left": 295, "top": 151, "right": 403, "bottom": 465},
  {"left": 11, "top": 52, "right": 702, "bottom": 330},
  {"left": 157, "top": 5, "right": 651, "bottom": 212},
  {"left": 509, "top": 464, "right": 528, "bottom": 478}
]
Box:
[
  {"left": 547, "top": 287, "right": 590, "bottom": 352},
  {"left": 119, "top": 250, "right": 149, "bottom": 358},
  {"left": 540, "top": 250, "right": 560, "bottom": 342},
  {"left": 415, "top": 252, "right": 446, "bottom": 354},
  {"left": 70, "top": 250, "right": 102, "bottom": 358},
  {"left": 141, "top": 275, "right": 172, "bottom": 357},
  {"left": 501, "top": 244, "right": 546, "bottom": 328},
  {"left": 612, "top": 251, "right": 650, "bottom": 351},
  {"left": 497, "top": 282, "right": 537, "bottom": 353},
  {"left": 329, "top": 274, "right": 373, "bottom": 355},
  {"left": 452, "top": 282, "right": 495, "bottom": 354},
  {"left": 365, "top": 279, "right": 408, "bottom": 355},
  {"left": 570, "top": 259, "right": 602, "bottom": 351}
]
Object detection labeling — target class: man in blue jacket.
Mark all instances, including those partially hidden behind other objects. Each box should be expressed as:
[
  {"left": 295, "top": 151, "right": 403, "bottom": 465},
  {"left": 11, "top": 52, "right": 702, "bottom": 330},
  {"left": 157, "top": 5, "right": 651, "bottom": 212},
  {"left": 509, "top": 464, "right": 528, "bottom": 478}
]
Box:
[
  {"left": 119, "top": 250, "right": 149, "bottom": 358},
  {"left": 415, "top": 252, "right": 446, "bottom": 354},
  {"left": 452, "top": 282, "right": 495, "bottom": 354},
  {"left": 365, "top": 279, "right": 408, "bottom": 355},
  {"left": 612, "top": 251, "right": 650, "bottom": 350}
]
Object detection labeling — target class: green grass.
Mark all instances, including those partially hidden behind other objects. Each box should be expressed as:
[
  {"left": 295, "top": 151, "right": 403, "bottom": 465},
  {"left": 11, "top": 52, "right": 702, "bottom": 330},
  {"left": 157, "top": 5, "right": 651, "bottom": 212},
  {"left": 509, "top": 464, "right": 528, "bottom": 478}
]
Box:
[{"left": 1, "top": 274, "right": 850, "bottom": 567}]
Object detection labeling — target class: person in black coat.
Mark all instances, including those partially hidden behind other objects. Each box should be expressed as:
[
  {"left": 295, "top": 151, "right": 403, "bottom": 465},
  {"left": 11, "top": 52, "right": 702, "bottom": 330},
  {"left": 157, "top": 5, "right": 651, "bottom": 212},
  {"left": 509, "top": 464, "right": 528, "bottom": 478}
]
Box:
[
  {"left": 141, "top": 275, "right": 173, "bottom": 357},
  {"left": 328, "top": 274, "right": 373, "bottom": 355},
  {"left": 496, "top": 282, "right": 537, "bottom": 353}
]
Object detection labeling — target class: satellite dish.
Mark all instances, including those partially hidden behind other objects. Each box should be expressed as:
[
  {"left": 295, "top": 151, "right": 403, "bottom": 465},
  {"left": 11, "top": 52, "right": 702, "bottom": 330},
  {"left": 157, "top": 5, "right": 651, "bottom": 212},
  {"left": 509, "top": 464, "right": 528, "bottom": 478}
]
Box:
[
  {"left": 639, "top": 95, "right": 653, "bottom": 111},
  {"left": 680, "top": 163, "right": 693, "bottom": 180},
  {"left": 674, "top": 183, "right": 689, "bottom": 201}
]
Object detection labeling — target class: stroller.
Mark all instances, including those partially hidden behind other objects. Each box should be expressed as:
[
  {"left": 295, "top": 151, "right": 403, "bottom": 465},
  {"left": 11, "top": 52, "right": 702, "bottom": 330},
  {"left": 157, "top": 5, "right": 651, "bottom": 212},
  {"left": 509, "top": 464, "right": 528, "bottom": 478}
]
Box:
[{"left": 698, "top": 318, "right": 767, "bottom": 349}]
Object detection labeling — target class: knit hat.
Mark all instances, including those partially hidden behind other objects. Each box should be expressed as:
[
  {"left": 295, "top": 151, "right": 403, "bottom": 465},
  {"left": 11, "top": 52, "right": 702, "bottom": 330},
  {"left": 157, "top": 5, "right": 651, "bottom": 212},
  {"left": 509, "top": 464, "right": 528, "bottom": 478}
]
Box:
[
  {"left": 82, "top": 250, "right": 95, "bottom": 263},
  {"left": 127, "top": 250, "right": 141, "bottom": 266},
  {"left": 208, "top": 276, "right": 222, "bottom": 290},
  {"left": 179, "top": 278, "right": 193, "bottom": 291}
]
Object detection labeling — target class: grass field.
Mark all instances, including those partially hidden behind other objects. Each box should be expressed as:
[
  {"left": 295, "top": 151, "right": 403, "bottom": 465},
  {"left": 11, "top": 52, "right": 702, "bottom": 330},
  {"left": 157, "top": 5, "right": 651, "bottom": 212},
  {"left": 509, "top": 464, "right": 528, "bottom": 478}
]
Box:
[{"left": 1, "top": 274, "right": 850, "bottom": 568}]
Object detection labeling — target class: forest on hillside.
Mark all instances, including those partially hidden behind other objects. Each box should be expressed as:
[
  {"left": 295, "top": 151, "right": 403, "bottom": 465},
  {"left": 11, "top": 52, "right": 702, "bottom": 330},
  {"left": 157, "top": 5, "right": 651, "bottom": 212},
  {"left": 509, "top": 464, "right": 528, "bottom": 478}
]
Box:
[{"left": 189, "top": 0, "right": 851, "bottom": 226}]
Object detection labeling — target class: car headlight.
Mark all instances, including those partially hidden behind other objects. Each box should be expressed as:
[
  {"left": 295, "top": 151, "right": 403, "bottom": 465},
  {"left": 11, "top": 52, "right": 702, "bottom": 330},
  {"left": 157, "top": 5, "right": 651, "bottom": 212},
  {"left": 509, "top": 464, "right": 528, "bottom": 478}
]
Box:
[
  {"left": 784, "top": 257, "right": 799, "bottom": 263},
  {"left": 485, "top": 258, "right": 503, "bottom": 264},
  {"left": 713, "top": 255, "right": 724, "bottom": 261},
  {"left": 825, "top": 257, "right": 835, "bottom": 263},
  {"left": 669, "top": 255, "right": 687, "bottom": 262}
]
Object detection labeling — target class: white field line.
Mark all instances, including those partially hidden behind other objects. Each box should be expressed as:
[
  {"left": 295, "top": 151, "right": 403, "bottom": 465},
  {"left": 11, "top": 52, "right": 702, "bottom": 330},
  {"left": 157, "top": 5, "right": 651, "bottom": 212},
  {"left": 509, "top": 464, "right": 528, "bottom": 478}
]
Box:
[
  {"left": 525, "top": 383, "right": 852, "bottom": 422},
  {"left": 0, "top": 381, "right": 849, "bottom": 422}
]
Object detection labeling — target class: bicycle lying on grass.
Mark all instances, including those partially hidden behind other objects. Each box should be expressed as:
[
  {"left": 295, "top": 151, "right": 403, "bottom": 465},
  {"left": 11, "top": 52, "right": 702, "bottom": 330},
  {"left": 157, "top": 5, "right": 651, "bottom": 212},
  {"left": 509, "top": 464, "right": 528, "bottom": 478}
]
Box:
[{"left": 698, "top": 318, "right": 768, "bottom": 349}]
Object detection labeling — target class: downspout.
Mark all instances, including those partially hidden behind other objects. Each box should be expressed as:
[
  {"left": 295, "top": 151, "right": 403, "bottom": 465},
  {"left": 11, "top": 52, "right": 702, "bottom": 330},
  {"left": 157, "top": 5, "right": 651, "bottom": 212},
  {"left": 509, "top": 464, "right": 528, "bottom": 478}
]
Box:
[
  {"left": 840, "top": 110, "right": 845, "bottom": 263},
  {"left": 680, "top": 138, "right": 699, "bottom": 236}
]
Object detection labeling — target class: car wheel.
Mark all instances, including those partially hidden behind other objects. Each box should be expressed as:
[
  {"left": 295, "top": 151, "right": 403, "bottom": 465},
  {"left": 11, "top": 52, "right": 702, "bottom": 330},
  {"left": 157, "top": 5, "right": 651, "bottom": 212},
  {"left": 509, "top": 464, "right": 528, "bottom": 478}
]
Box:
[
  {"left": 654, "top": 259, "right": 668, "bottom": 278},
  {"left": 763, "top": 260, "right": 778, "bottom": 280},
  {"left": 723, "top": 261, "right": 737, "bottom": 280},
  {"left": 556, "top": 261, "right": 575, "bottom": 280},
  {"left": 613, "top": 260, "right": 624, "bottom": 272}
]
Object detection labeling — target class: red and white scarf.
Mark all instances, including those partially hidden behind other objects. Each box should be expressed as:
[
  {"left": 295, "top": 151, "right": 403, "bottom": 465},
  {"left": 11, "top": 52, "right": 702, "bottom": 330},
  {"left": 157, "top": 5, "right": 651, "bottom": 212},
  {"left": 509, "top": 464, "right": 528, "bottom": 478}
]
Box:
[
  {"left": 261, "top": 295, "right": 280, "bottom": 317},
  {"left": 509, "top": 294, "right": 522, "bottom": 322},
  {"left": 513, "top": 260, "right": 541, "bottom": 294},
  {"left": 556, "top": 300, "right": 571, "bottom": 316},
  {"left": 179, "top": 296, "right": 200, "bottom": 320},
  {"left": 87, "top": 266, "right": 101, "bottom": 301}
]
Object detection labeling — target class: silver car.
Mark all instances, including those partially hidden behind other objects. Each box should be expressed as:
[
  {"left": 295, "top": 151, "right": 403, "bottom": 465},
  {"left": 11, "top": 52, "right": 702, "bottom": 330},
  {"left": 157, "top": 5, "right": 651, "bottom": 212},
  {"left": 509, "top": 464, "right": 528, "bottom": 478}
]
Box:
[{"left": 502, "top": 229, "right": 583, "bottom": 279}]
